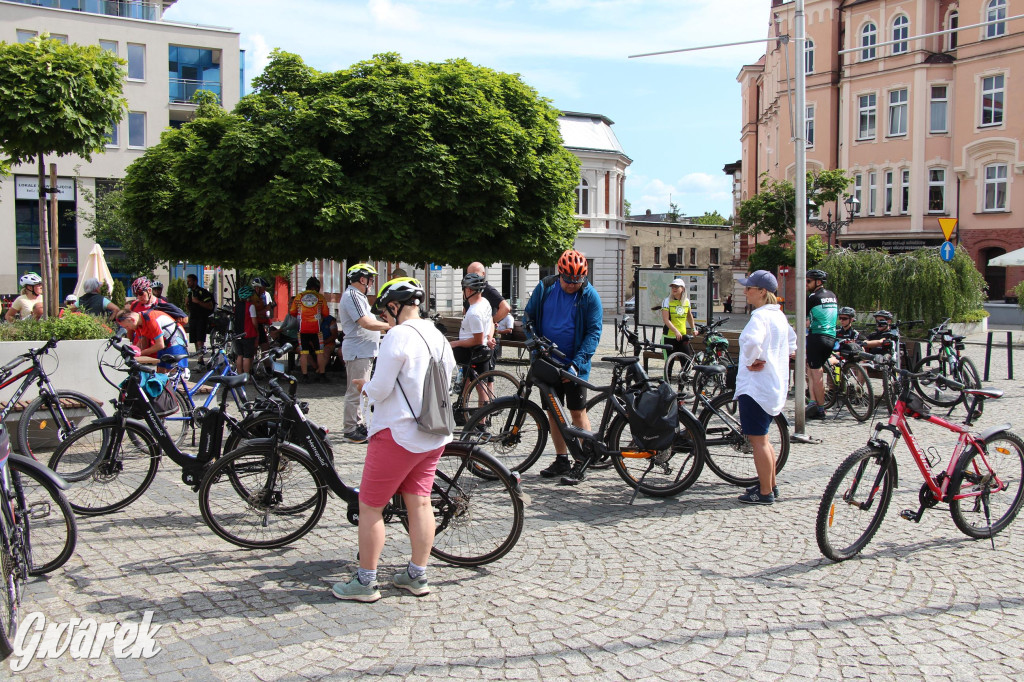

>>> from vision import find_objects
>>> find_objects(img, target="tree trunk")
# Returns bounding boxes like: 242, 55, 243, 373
37, 155, 52, 319
49, 162, 60, 318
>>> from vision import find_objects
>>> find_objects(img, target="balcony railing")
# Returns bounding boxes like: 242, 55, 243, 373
8, 0, 160, 21
169, 79, 222, 104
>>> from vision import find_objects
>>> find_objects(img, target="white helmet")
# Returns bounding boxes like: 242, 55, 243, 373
20, 272, 42, 287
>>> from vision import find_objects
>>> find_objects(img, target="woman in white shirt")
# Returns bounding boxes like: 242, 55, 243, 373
332, 278, 456, 603
735, 270, 796, 505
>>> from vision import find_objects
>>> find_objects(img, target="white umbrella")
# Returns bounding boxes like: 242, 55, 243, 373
75, 244, 115, 297
987, 247, 1024, 267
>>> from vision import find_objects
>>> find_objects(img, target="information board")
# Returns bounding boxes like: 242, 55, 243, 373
634, 267, 714, 329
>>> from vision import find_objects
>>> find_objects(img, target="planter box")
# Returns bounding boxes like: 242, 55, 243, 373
950, 318, 988, 336
983, 303, 1023, 328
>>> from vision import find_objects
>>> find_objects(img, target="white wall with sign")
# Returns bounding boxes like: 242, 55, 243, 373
14, 176, 76, 201
634, 267, 714, 328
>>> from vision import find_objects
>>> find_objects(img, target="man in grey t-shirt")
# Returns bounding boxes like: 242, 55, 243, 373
338, 263, 390, 443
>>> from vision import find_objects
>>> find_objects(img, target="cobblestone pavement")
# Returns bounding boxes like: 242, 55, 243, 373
15, 326, 1024, 680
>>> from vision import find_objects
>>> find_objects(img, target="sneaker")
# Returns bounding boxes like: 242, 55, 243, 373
746, 483, 780, 501
393, 570, 430, 597
559, 461, 587, 486
738, 490, 774, 505
318, 373, 330, 384
343, 428, 368, 444
539, 457, 572, 478
331, 576, 381, 602
807, 408, 826, 420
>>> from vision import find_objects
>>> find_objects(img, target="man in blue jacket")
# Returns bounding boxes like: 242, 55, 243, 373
524, 249, 603, 485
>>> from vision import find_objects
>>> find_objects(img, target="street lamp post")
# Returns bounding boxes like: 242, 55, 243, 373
808, 195, 859, 251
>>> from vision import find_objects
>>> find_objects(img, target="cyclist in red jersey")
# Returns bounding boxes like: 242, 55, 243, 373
289, 276, 331, 382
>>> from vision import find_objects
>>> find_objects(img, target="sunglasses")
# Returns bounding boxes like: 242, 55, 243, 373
561, 274, 586, 284
875, 320, 890, 325
838, 316, 852, 321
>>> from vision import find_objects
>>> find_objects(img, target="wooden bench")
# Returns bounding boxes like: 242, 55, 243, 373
641, 330, 741, 371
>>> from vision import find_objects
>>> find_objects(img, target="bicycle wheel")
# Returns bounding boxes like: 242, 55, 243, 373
913, 354, 961, 407
160, 386, 195, 448
816, 446, 893, 561
16, 390, 105, 460
841, 362, 875, 423
606, 410, 705, 497
199, 442, 327, 549
958, 357, 982, 390
0, 520, 18, 660
459, 370, 521, 424
949, 432, 1024, 539
48, 421, 160, 516
461, 397, 548, 476
698, 392, 789, 486
403, 445, 525, 567
819, 364, 840, 411
692, 369, 728, 405
9, 461, 76, 576
664, 352, 693, 387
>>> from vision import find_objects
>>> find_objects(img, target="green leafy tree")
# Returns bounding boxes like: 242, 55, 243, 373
78, 180, 161, 278
166, 278, 188, 310
0, 36, 125, 315
747, 234, 829, 274
623, 199, 632, 217
735, 170, 851, 240
666, 202, 682, 223
122, 51, 580, 270
111, 280, 127, 308
694, 210, 727, 226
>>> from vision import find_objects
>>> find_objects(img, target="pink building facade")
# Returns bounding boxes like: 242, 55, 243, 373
738, 0, 1024, 299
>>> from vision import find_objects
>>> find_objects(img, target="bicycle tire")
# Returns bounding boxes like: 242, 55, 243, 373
48, 421, 160, 516
816, 446, 893, 561
0, 518, 19, 660
958, 357, 982, 390
222, 411, 334, 460
16, 390, 105, 461
199, 442, 327, 549
913, 354, 961, 407
402, 444, 525, 567
606, 410, 706, 497
582, 390, 620, 470
9, 461, 76, 576
949, 431, 1024, 539
664, 352, 693, 387
161, 386, 195, 448
698, 392, 789, 486
841, 362, 875, 423
692, 368, 728, 405
459, 370, 521, 424
461, 397, 548, 476
819, 364, 840, 411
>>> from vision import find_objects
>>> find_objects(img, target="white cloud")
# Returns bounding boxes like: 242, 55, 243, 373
243, 33, 271, 89
368, 0, 421, 31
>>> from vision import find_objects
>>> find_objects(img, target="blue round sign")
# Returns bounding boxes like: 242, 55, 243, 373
940, 241, 955, 262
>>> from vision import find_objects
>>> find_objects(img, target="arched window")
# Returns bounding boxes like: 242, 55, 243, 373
576, 177, 589, 215
986, 0, 1007, 39
861, 23, 877, 60
948, 10, 959, 50
892, 15, 909, 54
805, 38, 814, 74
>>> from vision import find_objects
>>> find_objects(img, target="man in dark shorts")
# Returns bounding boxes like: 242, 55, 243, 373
805, 269, 838, 420
186, 274, 215, 355
523, 249, 602, 485
251, 277, 275, 349
465, 262, 511, 363
289, 277, 330, 382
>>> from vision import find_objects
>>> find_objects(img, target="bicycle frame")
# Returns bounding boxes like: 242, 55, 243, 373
166, 350, 248, 422
0, 349, 80, 455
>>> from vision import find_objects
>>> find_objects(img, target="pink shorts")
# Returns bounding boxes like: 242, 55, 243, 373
359, 429, 444, 508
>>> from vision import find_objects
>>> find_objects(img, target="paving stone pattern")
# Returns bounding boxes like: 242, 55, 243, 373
16, 327, 1024, 680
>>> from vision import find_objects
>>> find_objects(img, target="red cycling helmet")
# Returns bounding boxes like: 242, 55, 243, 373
557, 250, 587, 281
131, 277, 152, 295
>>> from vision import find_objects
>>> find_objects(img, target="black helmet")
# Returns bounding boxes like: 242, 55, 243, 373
373, 277, 424, 315
838, 306, 856, 317
806, 269, 828, 282
305, 276, 321, 292
250, 276, 270, 288
873, 309, 893, 322
461, 273, 487, 293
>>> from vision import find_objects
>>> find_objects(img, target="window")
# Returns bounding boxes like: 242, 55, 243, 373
169, 45, 223, 104
689, 248, 697, 266
104, 119, 118, 147
888, 89, 908, 136
653, 247, 661, 265
50, 34, 68, 44
99, 40, 118, 55
861, 23, 877, 60
984, 163, 1008, 211
884, 171, 894, 215
853, 174, 863, 216
632, 246, 641, 265
948, 11, 959, 50
805, 39, 814, 74
575, 177, 589, 215
900, 170, 910, 214
930, 85, 948, 133
804, 104, 815, 148
16, 30, 37, 44
858, 94, 877, 140
892, 16, 909, 54
928, 169, 946, 213
986, 0, 1007, 39
127, 43, 145, 80
710, 248, 720, 265
868, 172, 878, 215
981, 75, 1004, 126
127, 112, 146, 148
676, 247, 684, 265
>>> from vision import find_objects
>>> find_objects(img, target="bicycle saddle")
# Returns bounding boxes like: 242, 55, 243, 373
602, 356, 640, 365
964, 387, 1003, 400
692, 364, 727, 375
164, 353, 190, 363
208, 374, 248, 389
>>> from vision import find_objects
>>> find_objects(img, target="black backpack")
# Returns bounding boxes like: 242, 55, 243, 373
153, 300, 189, 323
623, 381, 678, 452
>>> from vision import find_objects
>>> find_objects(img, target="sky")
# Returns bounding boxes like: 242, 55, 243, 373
164, 0, 771, 218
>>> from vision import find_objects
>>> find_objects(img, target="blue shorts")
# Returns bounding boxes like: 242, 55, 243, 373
737, 393, 773, 436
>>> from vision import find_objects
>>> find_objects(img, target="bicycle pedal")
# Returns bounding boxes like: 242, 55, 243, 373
899, 509, 921, 523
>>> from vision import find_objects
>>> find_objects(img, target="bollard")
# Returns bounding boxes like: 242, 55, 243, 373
985, 331, 993, 382
1008, 331, 1014, 380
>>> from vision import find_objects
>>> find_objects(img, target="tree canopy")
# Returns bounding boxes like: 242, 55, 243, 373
694, 210, 727, 226
123, 51, 581, 269
79, 180, 161, 277
735, 169, 851, 239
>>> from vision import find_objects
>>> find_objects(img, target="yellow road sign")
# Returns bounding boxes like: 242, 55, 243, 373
938, 218, 958, 241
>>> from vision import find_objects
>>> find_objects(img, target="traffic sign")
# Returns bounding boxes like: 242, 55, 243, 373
940, 241, 955, 262
429, 263, 442, 271
938, 218, 958, 241
779, 266, 790, 275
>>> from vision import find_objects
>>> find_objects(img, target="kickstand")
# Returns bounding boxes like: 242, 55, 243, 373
629, 464, 654, 506
981, 490, 997, 550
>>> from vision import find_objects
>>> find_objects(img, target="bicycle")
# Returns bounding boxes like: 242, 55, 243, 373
863, 319, 922, 415
162, 341, 252, 447
463, 324, 706, 500
450, 349, 521, 427
913, 318, 981, 407
0, 338, 106, 461
816, 354, 1024, 561
664, 318, 733, 404
197, 367, 525, 565
0, 423, 76, 660
818, 346, 875, 422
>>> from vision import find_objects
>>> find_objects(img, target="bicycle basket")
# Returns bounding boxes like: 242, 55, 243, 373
528, 357, 563, 386
623, 382, 678, 452
904, 392, 931, 419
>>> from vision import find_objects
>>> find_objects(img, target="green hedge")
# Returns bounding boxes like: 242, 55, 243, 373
0, 314, 113, 342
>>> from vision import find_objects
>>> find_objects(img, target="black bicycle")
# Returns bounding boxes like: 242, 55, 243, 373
664, 318, 734, 405
913, 318, 982, 408
197, 366, 526, 566
0, 338, 106, 460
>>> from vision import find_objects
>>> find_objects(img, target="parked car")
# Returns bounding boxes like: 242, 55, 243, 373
624, 296, 635, 315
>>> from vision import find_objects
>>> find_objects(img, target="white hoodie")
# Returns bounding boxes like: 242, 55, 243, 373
735, 304, 797, 415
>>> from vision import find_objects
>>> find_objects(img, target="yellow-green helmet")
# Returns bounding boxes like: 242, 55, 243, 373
372, 277, 424, 315
347, 262, 378, 283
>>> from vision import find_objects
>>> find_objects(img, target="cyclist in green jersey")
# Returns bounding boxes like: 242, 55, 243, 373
805, 269, 838, 420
